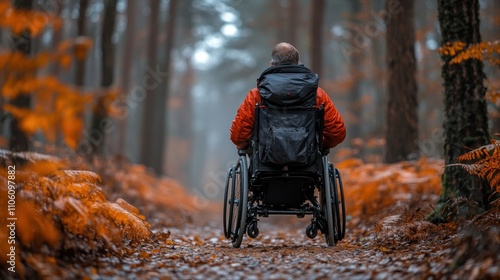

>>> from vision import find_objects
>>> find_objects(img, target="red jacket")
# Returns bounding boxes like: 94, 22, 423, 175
230, 87, 346, 149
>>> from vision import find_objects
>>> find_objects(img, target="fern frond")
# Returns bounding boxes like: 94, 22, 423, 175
447, 163, 486, 175
0, 149, 63, 168
92, 202, 151, 241
451, 136, 500, 191
49, 170, 102, 185
16, 152, 61, 163
457, 140, 500, 162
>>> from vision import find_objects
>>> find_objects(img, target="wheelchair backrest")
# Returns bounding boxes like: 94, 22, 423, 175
252, 64, 324, 171
253, 105, 324, 167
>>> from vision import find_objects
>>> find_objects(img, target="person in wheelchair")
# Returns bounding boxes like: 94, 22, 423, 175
224, 42, 347, 248
230, 42, 346, 151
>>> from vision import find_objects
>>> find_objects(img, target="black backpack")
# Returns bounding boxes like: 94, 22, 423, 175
255, 64, 321, 167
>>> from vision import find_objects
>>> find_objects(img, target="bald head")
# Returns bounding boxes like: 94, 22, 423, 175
270, 42, 300, 66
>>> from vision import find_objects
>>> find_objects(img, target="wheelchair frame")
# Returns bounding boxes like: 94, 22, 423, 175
223, 106, 346, 248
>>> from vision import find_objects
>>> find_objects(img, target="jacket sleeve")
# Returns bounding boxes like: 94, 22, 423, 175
230, 89, 260, 149
316, 87, 346, 148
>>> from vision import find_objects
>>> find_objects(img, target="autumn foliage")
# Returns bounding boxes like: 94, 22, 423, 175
0, 148, 202, 278
0, 151, 154, 277
0, 1, 61, 36
449, 134, 500, 192
338, 157, 443, 223
338, 156, 499, 278
439, 41, 500, 65
0, 1, 116, 149
439, 40, 500, 102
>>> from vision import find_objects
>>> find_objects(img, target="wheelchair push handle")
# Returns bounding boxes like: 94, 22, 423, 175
238, 148, 251, 156
238, 148, 329, 155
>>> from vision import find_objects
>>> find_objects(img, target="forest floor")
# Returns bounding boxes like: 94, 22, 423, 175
90, 206, 499, 280
1, 153, 499, 279
35, 202, 498, 280
92, 215, 459, 279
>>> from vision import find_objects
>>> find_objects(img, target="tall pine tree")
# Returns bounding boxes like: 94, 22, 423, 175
384, 0, 418, 163
429, 0, 491, 223
9, 0, 33, 152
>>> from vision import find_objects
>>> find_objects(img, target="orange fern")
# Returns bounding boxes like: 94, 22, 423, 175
448, 134, 500, 191
339, 157, 443, 220
0, 151, 152, 269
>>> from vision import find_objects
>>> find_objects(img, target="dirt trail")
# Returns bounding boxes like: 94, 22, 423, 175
92, 213, 458, 280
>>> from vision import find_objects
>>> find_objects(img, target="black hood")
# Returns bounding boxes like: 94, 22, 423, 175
257, 64, 318, 108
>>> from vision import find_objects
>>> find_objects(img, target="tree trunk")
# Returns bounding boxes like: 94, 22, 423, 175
347, 0, 363, 141
309, 0, 325, 78
160, 0, 178, 171
90, 0, 117, 154
491, 0, 500, 134
384, 0, 419, 163
100, 0, 117, 89
74, 0, 89, 87
139, 0, 178, 174
429, 0, 491, 223
287, 0, 298, 46
370, 19, 386, 145
9, 0, 33, 152
166, 0, 192, 186
139, 0, 160, 170
50, 1, 63, 77
117, 0, 136, 154
271, 0, 285, 41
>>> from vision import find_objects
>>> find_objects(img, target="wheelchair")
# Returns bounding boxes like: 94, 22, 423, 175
223, 104, 346, 248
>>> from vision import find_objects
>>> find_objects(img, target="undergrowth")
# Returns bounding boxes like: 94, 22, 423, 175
448, 134, 500, 192
339, 157, 443, 226
0, 150, 153, 278
74, 155, 203, 227
339, 156, 499, 278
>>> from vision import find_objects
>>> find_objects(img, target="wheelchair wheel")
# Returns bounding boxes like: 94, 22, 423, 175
223, 156, 248, 248
321, 156, 336, 246
223, 165, 236, 239
328, 163, 342, 244
333, 166, 346, 241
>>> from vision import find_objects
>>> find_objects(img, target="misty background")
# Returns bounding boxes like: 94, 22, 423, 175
1, 0, 499, 199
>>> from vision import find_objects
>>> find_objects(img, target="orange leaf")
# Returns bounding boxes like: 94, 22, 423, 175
74, 37, 93, 61
59, 54, 72, 69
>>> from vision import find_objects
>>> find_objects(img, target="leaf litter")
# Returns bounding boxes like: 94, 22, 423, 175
0, 153, 499, 279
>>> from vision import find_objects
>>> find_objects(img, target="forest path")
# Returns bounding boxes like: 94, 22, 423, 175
92, 213, 455, 280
